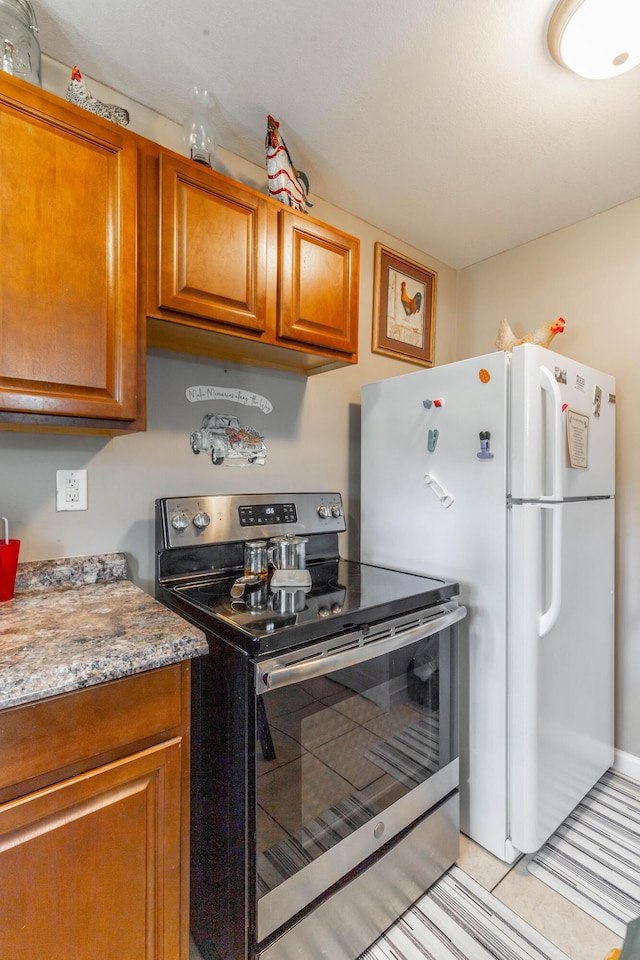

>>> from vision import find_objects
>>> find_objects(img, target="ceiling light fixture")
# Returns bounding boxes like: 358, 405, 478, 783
547, 0, 640, 79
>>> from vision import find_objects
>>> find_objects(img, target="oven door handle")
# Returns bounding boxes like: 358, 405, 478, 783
257, 602, 467, 692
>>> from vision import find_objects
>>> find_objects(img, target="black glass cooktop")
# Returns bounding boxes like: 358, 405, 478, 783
161, 559, 459, 656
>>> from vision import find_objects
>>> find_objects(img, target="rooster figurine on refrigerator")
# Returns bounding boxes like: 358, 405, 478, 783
495, 316, 566, 351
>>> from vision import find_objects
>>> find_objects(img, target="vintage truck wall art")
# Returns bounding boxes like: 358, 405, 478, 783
190, 413, 267, 465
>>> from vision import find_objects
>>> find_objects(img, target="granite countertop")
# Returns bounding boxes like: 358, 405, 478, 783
0, 553, 208, 711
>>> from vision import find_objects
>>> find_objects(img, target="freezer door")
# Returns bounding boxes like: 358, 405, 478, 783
510, 343, 615, 500
361, 352, 514, 859
508, 499, 614, 854
361, 352, 509, 575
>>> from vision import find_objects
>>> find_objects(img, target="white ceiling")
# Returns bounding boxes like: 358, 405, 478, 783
33, 0, 640, 268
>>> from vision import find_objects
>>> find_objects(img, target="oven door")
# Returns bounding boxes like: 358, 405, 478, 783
253, 600, 466, 943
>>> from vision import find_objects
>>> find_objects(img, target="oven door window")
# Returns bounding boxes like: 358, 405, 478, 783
254, 625, 457, 902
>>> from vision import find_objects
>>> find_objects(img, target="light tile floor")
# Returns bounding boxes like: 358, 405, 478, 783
458, 835, 623, 960
188, 831, 624, 960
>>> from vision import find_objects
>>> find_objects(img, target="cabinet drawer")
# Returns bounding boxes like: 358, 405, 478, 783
0, 663, 186, 793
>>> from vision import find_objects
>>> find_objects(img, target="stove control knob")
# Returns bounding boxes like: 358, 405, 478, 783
318, 605, 331, 618
317, 505, 332, 519
192, 511, 211, 530
170, 512, 190, 531
330, 504, 343, 518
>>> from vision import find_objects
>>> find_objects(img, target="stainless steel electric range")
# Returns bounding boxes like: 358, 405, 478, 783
155, 492, 466, 960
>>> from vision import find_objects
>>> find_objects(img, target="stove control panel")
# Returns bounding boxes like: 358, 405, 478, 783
239, 502, 297, 527
158, 492, 346, 549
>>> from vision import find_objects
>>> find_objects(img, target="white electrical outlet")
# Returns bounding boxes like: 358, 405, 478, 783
56, 469, 88, 511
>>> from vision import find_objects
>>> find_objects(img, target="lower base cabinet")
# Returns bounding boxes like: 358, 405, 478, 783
0, 663, 190, 960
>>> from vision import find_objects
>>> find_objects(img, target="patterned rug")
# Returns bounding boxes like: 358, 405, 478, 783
528, 768, 640, 936
359, 865, 569, 960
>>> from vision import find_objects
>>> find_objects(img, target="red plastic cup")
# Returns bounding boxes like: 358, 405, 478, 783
0, 539, 20, 602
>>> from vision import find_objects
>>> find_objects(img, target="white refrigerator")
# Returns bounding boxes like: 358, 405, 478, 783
360, 344, 615, 862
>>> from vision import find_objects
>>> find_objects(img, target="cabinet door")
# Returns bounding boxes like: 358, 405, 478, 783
159, 152, 269, 331
0, 739, 183, 960
278, 212, 359, 356
0, 76, 138, 422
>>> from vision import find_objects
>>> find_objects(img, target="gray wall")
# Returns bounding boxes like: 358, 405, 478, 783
1, 332, 457, 596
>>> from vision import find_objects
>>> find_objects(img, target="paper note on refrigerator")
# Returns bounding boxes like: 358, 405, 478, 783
566, 407, 589, 469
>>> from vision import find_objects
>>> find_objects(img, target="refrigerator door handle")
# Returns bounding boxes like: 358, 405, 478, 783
540, 365, 563, 501
539, 503, 562, 637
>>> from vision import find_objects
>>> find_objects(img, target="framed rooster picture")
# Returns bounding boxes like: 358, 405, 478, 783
372, 243, 436, 367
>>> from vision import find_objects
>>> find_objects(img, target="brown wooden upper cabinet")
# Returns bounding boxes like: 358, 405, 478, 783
158, 151, 270, 333
0, 73, 142, 433
148, 147, 359, 374
278, 211, 358, 356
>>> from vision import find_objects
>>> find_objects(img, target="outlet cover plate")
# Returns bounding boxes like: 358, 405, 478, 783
56, 469, 88, 511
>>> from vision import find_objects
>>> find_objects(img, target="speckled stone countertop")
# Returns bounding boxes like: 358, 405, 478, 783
0, 554, 208, 711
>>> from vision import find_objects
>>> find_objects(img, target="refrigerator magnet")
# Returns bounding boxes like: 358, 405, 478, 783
593, 385, 602, 417
477, 431, 494, 460
478, 368, 491, 384
566, 407, 589, 470
427, 429, 439, 452
423, 474, 454, 508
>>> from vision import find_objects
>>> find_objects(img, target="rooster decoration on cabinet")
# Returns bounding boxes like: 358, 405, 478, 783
265, 115, 311, 212
66, 66, 130, 126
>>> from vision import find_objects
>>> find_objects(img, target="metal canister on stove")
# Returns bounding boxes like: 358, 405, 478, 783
269, 535, 308, 571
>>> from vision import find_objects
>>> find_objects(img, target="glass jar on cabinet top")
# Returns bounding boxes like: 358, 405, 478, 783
0, 0, 41, 86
